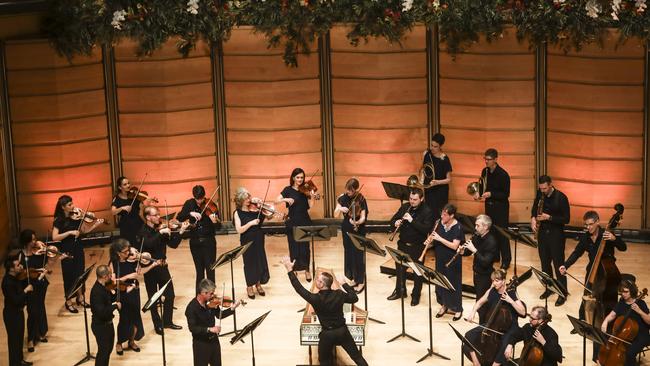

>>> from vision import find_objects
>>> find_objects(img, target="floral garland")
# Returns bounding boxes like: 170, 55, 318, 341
43, 0, 650, 67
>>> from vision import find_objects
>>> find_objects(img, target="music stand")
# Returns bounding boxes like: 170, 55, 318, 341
494, 225, 538, 277
410, 262, 451, 362
294, 226, 331, 280
142, 278, 172, 366
568, 315, 607, 366
66, 263, 96, 366
381, 181, 413, 202
348, 232, 386, 325
230, 310, 271, 366
456, 213, 477, 234
385, 246, 420, 343
161, 212, 176, 221
449, 323, 481, 366
530, 267, 567, 310
211, 242, 252, 338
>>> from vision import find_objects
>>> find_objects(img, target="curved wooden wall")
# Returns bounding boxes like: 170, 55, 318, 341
439, 29, 537, 223
547, 33, 645, 227
115, 39, 219, 217
330, 25, 428, 219
5, 40, 112, 234
222, 27, 324, 218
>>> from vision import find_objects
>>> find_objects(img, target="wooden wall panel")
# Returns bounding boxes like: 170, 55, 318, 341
5, 40, 112, 234
547, 33, 645, 227
440, 29, 536, 223
330, 25, 428, 219
223, 28, 324, 218
115, 39, 218, 212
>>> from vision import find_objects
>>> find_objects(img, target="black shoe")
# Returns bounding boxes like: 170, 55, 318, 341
65, 302, 79, 314
410, 297, 420, 306
500, 263, 510, 270
166, 323, 182, 330
39, 337, 48, 343
435, 307, 447, 318
539, 289, 553, 299
154, 327, 163, 335
76, 300, 91, 308
27, 346, 34, 353
387, 289, 406, 301
570, 329, 578, 335
452, 312, 463, 321
116, 344, 124, 356
555, 297, 566, 306
21, 361, 33, 366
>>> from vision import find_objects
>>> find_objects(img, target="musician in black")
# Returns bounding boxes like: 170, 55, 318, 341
111, 176, 147, 246
281, 256, 368, 366
137, 206, 189, 334
474, 148, 511, 269
503, 306, 563, 366
530, 175, 570, 306
420, 133, 452, 220
90, 264, 120, 366
459, 214, 498, 323
334, 178, 368, 293
177, 185, 220, 292
2, 250, 34, 366
185, 278, 242, 366
387, 189, 434, 306
600, 280, 650, 366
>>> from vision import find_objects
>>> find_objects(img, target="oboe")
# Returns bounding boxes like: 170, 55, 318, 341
388, 206, 414, 242
418, 219, 440, 262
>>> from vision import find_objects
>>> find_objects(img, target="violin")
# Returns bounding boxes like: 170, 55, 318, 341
31, 241, 62, 258
17, 268, 46, 281
207, 295, 246, 309
200, 199, 220, 219
104, 279, 131, 292
71, 207, 110, 225
299, 179, 321, 200
337, 186, 365, 231
125, 247, 154, 265
249, 198, 286, 220
127, 187, 158, 204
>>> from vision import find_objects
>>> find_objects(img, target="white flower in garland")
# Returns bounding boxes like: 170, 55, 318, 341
611, 0, 621, 20
187, 0, 199, 14
553, 0, 565, 4
636, 0, 647, 13
585, 0, 600, 18
402, 0, 413, 11
111, 9, 127, 30
432, 0, 440, 9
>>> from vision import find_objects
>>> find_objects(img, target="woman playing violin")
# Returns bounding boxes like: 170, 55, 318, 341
276, 168, 317, 282
333, 178, 368, 293
600, 280, 650, 366
233, 188, 272, 299
503, 306, 563, 366
111, 177, 151, 245
52, 195, 105, 313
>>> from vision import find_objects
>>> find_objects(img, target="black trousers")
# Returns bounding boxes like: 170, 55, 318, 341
318, 326, 368, 366
537, 227, 567, 293
26, 280, 48, 342
144, 266, 175, 328
4, 308, 24, 366
189, 236, 217, 292
486, 200, 510, 267
395, 241, 423, 298
473, 272, 492, 324
91, 321, 114, 366
192, 338, 222, 366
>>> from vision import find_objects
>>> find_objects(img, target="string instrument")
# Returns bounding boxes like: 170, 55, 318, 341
125, 247, 154, 265
517, 322, 546, 366
583, 203, 624, 327
249, 198, 286, 220
299, 179, 321, 200
388, 205, 415, 242
71, 207, 110, 225
207, 295, 247, 309
597, 288, 648, 366
17, 267, 45, 281
418, 219, 440, 262
337, 184, 365, 231
199, 199, 220, 218
534, 194, 544, 241
127, 186, 158, 203
476, 276, 520, 365
31, 241, 63, 258
104, 279, 130, 292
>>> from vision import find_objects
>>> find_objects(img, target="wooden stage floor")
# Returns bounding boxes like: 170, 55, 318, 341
1, 232, 649, 365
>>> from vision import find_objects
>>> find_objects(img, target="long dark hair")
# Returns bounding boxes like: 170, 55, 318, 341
53, 195, 73, 220
19, 229, 36, 249
290, 168, 305, 186
115, 176, 128, 196
110, 238, 130, 263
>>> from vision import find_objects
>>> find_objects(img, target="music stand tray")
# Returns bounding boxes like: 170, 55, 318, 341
531, 267, 568, 309
381, 181, 412, 201
455, 213, 477, 235
348, 232, 386, 325
567, 315, 606, 345
294, 226, 331, 280
230, 310, 271, 366
450, 323, 482, 365
142, 278, 172, 313
66, 263, 96, 301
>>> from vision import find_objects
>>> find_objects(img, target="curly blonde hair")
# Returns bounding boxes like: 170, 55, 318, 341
234, 187, 251, 209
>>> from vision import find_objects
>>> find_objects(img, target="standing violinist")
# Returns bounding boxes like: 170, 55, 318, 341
334, 178, 368, 293
111, 176, 151, 246
20, 229, 53, 353
90, 264, 120, 366
52, 195, 105, 313
2, 250, 34, 366
531, 175, 570, 306
276, 168, 318, 282
463, 269, 526, 366
503, 306, 563, 366
177, 185, 220, 292
137, 206, 189, 334
233, 187, 272, 299
420, 133, 452, 221
599, 280, 650, 366
387, 189, 433, 306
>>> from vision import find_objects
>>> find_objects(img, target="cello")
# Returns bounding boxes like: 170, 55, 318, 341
582, 204, 625, 329
598, 288, 648, 365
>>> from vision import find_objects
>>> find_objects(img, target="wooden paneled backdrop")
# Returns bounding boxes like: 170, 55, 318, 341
0, 27, 648, 237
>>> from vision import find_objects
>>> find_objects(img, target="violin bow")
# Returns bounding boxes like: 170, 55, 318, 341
218, 282, 226, 327
136, 237, 145, 273
257, 180, 271, 220
75, 198, 92, 245
130, 173, 148, 209
198, 186, 221, 218
24, 255, 30, 286
464, 319, 504, 336
116, 260, 121, 303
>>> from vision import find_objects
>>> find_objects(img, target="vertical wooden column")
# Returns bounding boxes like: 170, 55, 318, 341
644, 41, 650, 229
0, 41, 18, 236
211, 42, 231, 220
319, 33, 335, 217
102, 45, 122, 186
535, 43, 547, 179
426, 25, 440, 141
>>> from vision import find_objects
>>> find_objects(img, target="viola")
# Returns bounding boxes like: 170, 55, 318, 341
207, 295, 246, 309
127, 187, 158, 204
71, 207, 110, 225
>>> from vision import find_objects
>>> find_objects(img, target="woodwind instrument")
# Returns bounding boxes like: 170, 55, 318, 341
418, 219, 440, 262
445, 239, 472, 268
388, 206, 414, 242
534, 195, 544, 241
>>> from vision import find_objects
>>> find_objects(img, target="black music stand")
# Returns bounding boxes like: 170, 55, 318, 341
530, 267, 567, 310
348, 232, 386, 325
494, 225, 537, 277
294, 226, 331, 280
568, 315, 606, 366
381, 181, 413, 202
142, 278, 172, 366
385, 246, 420, 343
211, 242, 252, 338
66, 263, 96, 366
230, 310, 271, 366
456, 213, 477, 234
410, 262, 452, 362
450, 323, 481, 366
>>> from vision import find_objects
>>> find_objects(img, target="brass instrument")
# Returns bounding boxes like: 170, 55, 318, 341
466, 167, 488, 197
534, 195, 544, 241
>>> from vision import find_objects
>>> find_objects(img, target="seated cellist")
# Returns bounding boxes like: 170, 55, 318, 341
504, 306, 563, 366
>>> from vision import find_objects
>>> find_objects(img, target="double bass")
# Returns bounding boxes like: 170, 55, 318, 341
583, 204, 625, 329
598, 288, 648, 365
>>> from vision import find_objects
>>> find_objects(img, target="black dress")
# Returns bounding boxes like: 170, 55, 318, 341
433, 220, 464, 312
281, 186, 312, 272
338, 194, 369, 285
25, 252, 49, 343
53, 216, 84, 300
236, 209, 270, 287
422, 150, 452, 219
113, 195, 144, 246
111, 259, 144, 344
